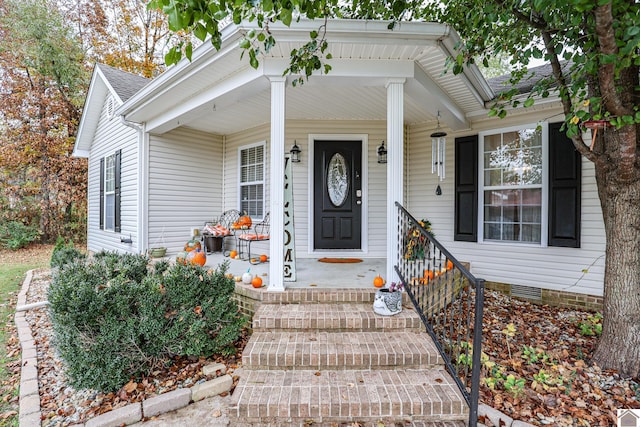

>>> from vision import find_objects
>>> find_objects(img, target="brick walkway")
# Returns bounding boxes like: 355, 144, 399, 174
227, 289, 469, 426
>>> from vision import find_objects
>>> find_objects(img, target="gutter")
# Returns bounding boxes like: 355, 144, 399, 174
119, 115, 149, 255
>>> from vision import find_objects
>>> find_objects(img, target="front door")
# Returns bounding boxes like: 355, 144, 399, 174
313, 140, 362, 249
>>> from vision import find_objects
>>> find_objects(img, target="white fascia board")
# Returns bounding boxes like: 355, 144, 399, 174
438, 29, 495, 103
410, 62, 469, 131
266, 19, 451, 43
73, 66, 109, 157
263, 58, 414, 79
119, 29, 245, 121
145, 66, 266, 134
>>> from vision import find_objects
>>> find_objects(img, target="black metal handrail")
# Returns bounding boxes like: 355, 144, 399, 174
394, 202, 484, 427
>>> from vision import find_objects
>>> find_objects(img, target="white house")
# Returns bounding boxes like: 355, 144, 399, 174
73, 19, 605, 305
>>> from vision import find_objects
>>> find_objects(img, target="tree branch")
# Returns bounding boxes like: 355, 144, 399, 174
594, 3, 630, 118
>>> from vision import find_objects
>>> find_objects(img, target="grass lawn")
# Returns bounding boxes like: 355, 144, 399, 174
0, 245, 53, 426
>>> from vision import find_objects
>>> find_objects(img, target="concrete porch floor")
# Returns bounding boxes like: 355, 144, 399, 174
195, 251, 386, 289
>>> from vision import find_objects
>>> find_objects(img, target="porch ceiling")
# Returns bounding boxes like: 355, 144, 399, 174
122, 20, 494, 137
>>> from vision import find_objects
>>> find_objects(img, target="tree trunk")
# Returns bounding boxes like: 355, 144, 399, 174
592, 132, 640, 378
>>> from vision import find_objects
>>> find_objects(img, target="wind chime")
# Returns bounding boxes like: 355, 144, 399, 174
431, 112, 447, 194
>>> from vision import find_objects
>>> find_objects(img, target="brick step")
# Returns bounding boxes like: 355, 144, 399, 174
228, 368, 468, 424
242, 331, 443, 370
230, 420, 466, 426
260, 288, 410, 305
252, 303, 422, 332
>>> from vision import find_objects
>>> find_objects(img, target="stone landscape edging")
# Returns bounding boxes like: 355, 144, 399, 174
16, 269, 233, 427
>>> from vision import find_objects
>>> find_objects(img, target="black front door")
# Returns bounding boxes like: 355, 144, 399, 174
313, 140, 362, 249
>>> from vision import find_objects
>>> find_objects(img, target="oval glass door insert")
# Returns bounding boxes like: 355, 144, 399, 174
327, 153, 349, 206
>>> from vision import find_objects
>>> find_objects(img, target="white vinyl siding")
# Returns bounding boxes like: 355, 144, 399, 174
480, 125, 544, 244
224, 120, 388, 258
406, 111, 605, 297
147, 128, 223, 254
87, 94, 138, 253
239, 143, 265, 218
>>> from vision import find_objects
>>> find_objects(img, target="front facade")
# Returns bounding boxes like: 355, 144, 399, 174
74, 20, 605, 299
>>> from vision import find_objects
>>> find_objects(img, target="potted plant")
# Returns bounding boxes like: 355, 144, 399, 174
373, 282, 404, 316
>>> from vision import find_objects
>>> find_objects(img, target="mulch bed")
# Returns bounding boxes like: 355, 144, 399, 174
18, 269, 248, 426
477, 291, 639, 426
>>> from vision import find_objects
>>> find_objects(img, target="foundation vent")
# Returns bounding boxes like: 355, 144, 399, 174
511, 284, 542, 302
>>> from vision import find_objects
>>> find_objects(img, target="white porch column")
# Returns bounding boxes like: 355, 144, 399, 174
386, 78, 405, 282
268, 76, 286, 291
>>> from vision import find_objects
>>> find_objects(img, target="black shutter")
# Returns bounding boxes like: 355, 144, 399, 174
99, 158, 105, 230
454, 135, 478, 241
548, 122, 581, 247
114, 149, 122, 233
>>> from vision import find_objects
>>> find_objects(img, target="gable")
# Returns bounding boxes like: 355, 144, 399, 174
73, 64, 149, 157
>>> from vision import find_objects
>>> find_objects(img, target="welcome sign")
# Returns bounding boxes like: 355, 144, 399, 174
283, 155, 296, 281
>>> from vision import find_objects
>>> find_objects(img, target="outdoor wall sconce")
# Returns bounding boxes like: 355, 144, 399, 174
431, 112, 447, 181
290, 141, 301, 163
377, 141, 387, 164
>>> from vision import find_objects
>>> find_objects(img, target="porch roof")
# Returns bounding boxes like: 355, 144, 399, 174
118, 19, 495, 136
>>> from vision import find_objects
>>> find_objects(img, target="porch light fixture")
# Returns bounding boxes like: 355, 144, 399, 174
377, 141, 387, 164
431, 112, 447, 181
290, 141, 301, 163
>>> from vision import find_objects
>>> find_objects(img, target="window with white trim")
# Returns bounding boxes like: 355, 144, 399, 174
104, 154, 116, 231
239, 143, 264, 218
481, 126, 544, 243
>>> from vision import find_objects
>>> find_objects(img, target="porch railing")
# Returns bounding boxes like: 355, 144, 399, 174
394, 202, 484, 427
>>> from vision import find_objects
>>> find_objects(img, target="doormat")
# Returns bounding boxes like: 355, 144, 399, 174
318, 257, 363, 263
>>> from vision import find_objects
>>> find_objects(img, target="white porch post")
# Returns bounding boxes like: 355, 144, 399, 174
386, 78, 405, 282
268, 76, 286, 291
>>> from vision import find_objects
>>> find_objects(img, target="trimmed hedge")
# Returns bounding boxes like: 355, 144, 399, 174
48, 252, 244, 392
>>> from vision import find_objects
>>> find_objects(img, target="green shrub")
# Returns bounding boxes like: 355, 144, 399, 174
50, 239, 86, 269
48, 254, 244, 392
0, 220, 40, 250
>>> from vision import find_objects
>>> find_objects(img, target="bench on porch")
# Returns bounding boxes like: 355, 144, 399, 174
237, 212, 270, 264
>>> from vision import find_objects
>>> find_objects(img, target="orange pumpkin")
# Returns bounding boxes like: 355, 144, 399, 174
446, 260, 454, 270
424, 270, 435, 281
229, 250, 238, 259
373, 275, 385, 288
251, 275, 263, 288
259, 254, 268, 263
237, 215, 252, 228
187, 248, 206, 267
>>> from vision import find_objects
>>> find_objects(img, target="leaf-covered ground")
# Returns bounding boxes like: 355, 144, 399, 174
478, 291, 639, 426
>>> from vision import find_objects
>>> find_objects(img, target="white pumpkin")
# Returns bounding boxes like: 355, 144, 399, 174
242, 270, 252, 284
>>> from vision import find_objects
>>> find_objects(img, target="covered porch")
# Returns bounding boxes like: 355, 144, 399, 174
194, 251, 385, 288
119, 20, 492, 291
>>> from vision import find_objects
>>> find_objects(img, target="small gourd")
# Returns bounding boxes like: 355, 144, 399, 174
229, 250, 238, 259
259, 254, 268, 263
251, 275, 263, 288
242, 269, 252, 284
373, 275, 385, 288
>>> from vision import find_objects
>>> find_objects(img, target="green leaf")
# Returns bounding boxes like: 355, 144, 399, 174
249, 49, 259, 69
185, 42, 192, 61
263, 0, 273, 11
239, 38, 251, 49
523, 98, 534, 108
194, 23, 207, 41
280, 8, 292, 26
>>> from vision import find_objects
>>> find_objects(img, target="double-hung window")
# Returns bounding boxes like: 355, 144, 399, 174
239, 143, 265, 218
480, 125, 545, 244
100, 149, 121, 232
